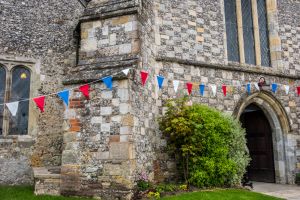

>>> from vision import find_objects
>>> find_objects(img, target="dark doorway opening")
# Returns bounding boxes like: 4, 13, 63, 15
240, 104, 275, 183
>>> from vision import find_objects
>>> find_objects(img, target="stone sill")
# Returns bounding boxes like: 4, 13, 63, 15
63, 57, 138, 85
33, 167, 61, 179
156, 56, 300, 80
0, 135, 34, 143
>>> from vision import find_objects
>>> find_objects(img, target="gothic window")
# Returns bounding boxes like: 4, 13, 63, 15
9, 67, 31, 135
0, 66, 6, 135
224, 0, 240, 62
241, 0, 256, 65
0, 65, 31, 136
257, 0, 271, 67
224, 0, 271, 67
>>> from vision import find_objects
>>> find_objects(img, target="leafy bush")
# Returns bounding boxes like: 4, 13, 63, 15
155, 184, 178, 193
147, 191, 161, 199
159, 97, 250, 188
295, 173, 300, 185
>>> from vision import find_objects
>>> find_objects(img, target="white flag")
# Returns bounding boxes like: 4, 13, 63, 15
254, 83, 260, 91
173, 80, 180, 93
122, 68, 130, 76
210, 84, 217, 96
284, 85, 290, 95
6, 102, 19, 116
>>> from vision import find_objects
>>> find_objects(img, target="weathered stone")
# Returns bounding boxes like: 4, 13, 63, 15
101, 107, 112, 116
1, 0, 300, 200
109, 143, 133, 160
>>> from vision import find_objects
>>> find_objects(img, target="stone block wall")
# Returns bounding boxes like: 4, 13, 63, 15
61, 79, 136, 199
79, 14, 139, 65
1, 0, 300, 198
0, 136, 34, 184
130, 0, 300, 185
278, 0, 300, 75
0, 0, 85, 185
155, 0, 225, 64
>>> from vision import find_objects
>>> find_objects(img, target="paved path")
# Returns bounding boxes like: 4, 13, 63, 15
253, 182, 300, 200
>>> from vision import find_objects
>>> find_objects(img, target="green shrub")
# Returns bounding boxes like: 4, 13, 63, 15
159, 97, 250, 188
155, 184, 178, 193
147, 191, 161, 199
295, 173, 300, 185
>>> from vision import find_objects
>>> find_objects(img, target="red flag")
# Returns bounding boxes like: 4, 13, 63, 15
140, 71, 149, 86
222, 85, 227, 96
297, 86, 300, 96
79, 84, 90, 99
186, 82, 193, 95
33, 96, 45, 113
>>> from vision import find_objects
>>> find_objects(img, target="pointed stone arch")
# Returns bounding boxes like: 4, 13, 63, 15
233, 91, 295, 184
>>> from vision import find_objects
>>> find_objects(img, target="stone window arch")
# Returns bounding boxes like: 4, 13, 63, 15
8, 66, 31, 135
224, 0, 279, 68
0, 63, 33, 136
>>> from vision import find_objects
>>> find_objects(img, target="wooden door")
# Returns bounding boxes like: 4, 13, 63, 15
241, 106, 275, 183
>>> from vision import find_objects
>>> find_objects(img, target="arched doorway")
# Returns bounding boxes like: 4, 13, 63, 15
240, 104, 275, 183
233, 91, 293, 184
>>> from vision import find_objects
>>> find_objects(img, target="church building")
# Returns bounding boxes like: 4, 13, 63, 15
0, 0, 299, 199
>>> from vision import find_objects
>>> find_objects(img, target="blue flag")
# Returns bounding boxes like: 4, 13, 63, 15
102, 76, 113, 90
157, 76, 165, 89
199, 84, 205, 96
247, 83, 251, 95
58, 90, 70, 107
272, 83, 278, 93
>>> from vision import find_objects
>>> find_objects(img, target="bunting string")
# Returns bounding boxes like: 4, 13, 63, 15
0, 68, 300, 114
0, 70, 128, 107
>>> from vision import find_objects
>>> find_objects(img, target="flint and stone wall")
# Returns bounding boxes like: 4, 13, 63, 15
0, 0, 300, 199
0, 0, 85, 185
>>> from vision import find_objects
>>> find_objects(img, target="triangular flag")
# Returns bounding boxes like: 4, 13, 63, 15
297, 86, 300, 96
79, 84, 90, 99
157, 76, 165, 89
102, 76, 113, 90
199, 84, 205, 96
186, 82, 193, 95
140, 71, 148, 86
210, 85, 217, 97
283, 85, 290, 95
33, 96, 45, 113
122, 68, 130, 76
222, 85, 227, 96
6, 102, 19, 116
246, 83, 251, 95
58, 90, 70, 107
254, 83, 260, 91
228, 86, 234, 94
173, 80, 180, 93
271, 83, 278, 93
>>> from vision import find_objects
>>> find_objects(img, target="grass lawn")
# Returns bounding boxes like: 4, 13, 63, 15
0, 186, 283, 200
161, 189, 283, 200
0, 186, 91, 200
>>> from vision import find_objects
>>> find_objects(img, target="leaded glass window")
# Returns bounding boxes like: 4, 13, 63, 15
241, 0, 256, 65
225, 0, 240, 62
9, 67, 31, 135
0, 64, 31, 136
224, 0, 271, 67
0, 66, 6, 135
257, 0, 271, 66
